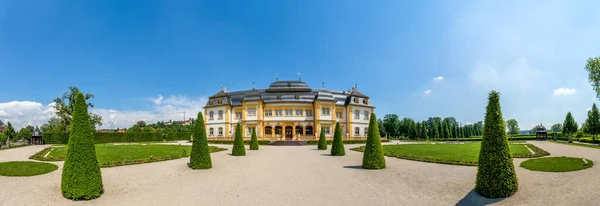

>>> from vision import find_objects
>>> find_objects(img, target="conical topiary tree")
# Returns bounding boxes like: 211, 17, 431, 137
232, 123, 246, 156
189, 112, 212, 169
562, 112, 578, 143
250, 128, 259, 150
475, 91, 518, 198
317, 129, 327, 150
330, 122, 345, 156
61, 92, 103, 200
363, 113, 386, 169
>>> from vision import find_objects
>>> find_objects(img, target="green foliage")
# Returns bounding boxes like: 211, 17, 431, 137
420, 121, 429, 140
189, 112, 211, 169
206, 140, 271, 145
362, 114, 386, 169
520, 157, 593, 172
0, 133, 6, 145
308, 139, 389, 145
506, 119, 520, 135
550, 124, 563, 132
249, 128, 259, 150
17, 127, 33, 141
317, 129, 327, 150
563, 112, 578, 143
585, 55, 600, 99
476, 91, 518, 198
53, 86, 103, 131
0, 161, 58, 177
231, 123, 246, 156
330, 122, 345, 156
61, 92, 103, 200
586, 104, 600, 144
4, 122, 16, 146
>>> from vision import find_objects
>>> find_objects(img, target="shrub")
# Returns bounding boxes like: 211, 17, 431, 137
307, 139, 389, 145
250, 128, 259, 150
189, 112, 212, 169
475, 91, 518, 198
330, 122, 345, 156
317, 129, 327, 150
362, 114, 386, 169
231, 123, 246, 156
61, 92, 104, 200
207, 140, 271, 145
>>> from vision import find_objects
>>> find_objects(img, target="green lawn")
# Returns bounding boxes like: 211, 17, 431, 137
351, 142, 543, 166
0, 161, 58, 176
383, 143, 530, 162
520, 157, 593, 172
40, 144, 226, 166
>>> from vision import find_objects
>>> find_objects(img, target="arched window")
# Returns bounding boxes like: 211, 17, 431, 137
354, 110, 360, 119
355, 127, 360, 135
275, 126, 283, 135
218, 127, 223, 136
218, 110, 223, 119
265, 126, 272, 135
295, 126, 303, 135
305, 126, 313, 135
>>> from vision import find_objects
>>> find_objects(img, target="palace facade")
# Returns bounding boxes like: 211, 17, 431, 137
203, 79, 374, 140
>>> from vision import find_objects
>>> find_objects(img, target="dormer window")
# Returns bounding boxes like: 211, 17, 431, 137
277, 95, 283, 100
295, 94, 300, 99
363, 98, 369, 104
353, 97, 359, 103
209, 99, 214, 105
217, 97, 223, 104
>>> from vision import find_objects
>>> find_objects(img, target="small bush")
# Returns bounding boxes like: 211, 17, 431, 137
250, 128, 259, 150
362, 114, 386, 169
189, 112, 212, 169
330, 122, 345, 156
475, 91, 518, 198
231, 123, 246, 156
317, 129, 327, 150
61, 93, 104, 200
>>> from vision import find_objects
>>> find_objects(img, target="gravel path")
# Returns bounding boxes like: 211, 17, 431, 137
0, 141, 599, 205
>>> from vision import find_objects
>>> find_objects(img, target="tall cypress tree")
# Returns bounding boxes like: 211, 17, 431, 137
317, 129, 327, 150
189, 112, 212, 169
250, 128, 259, 150
232, 123, 246, 156
363, 114, 386, 169
562, 112, 578, 143
476, 91, 518, 198
330, 122, 345, 156
61, 92, 103, 200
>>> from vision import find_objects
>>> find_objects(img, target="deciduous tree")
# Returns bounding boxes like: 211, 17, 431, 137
562, 112, 578, 143
506, 119, 520, 136
53, 86, 103, 131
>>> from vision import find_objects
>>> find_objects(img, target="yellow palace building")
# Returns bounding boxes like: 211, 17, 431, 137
203, 78, 374, 140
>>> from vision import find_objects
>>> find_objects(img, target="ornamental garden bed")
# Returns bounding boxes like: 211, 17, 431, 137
0, 161, 58, 176
30, 144, 227, 167
350, 142, 550, 166
520, 156, 593, 172
307, 139, 390, 145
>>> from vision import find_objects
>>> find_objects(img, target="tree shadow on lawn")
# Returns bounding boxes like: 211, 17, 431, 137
456, 189, 507, 206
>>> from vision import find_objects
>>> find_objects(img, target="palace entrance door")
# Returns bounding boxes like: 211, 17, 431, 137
285, 126, 293, 140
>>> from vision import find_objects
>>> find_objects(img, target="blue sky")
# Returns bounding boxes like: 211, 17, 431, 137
1, 0, 600, 129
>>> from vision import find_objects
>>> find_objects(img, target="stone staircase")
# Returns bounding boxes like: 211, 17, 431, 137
270, 141, 309, 146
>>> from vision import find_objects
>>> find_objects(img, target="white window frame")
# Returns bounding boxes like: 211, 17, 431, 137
218, 110, 224, 119
364, 111, 369, 120
247, 108, 257, 116
275, 110, 283, 116
285, 109, 293, 117
295, 109, 303, 116
355, 127, 360, 135
323, 127, 331, 135
209, 128, 214, 136
354, 110, 360, 119
265, 110, 273, 117
209, 111, 214, 120
218, 127, 223, 136
336, 112, 343, 119
306, 110, 313, 117
322, 108, 330, 116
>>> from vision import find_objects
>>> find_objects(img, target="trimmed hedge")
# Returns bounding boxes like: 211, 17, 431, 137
308, 139, 389, 145
231, 123, 246, 156
250, 128, 259, 150
476, 91, 518, 198
317, 129, 327, 150
43, 132, 192, 144
61, 93, 104, 200
362, 114, 386, 169
330, 122, 345, 156
512, 144, 550, 158
30, 147, 65, 161
189, 112, 211, 170
206, 140, 271, 145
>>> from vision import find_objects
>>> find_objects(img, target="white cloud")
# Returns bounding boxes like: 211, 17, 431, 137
433, 76, 444, 81
424, 90, 432, 94
0, 101, 56, 129
553, 88, 576, 96
0, 95, 207, 129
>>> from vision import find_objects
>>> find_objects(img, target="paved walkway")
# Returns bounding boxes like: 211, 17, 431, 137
0, 141, 599, 205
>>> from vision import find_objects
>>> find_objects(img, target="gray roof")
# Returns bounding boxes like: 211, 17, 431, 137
206, 80, 373, 108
